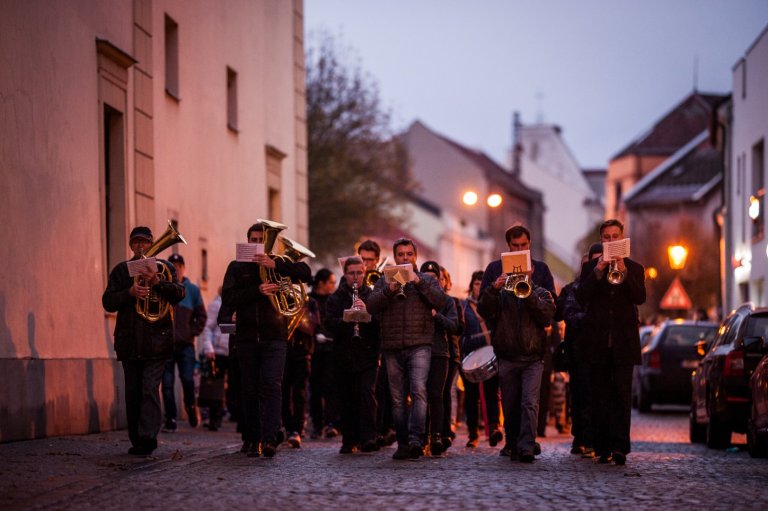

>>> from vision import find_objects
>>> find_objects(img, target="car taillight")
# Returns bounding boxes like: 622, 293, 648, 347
723, 350, 745, 377
648, 350, 661, 369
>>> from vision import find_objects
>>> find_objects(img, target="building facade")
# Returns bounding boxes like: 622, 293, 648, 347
0, 0, 307, 441
723, 25, 768, 313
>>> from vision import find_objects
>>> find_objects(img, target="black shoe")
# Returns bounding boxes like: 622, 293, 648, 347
519, 452, 535, 463
392, 446, 411, 460
361, 440, 379, 453
262, 442, 277, 458
186, 405, 200, 428
339, 444, 357, 454
287, 432, 302, 449
246, 443, 261, 458
489, 429, 503, 447
430, 435, 444, 456
466, 437, 479, 448
499, 445, 513, 457
162, 418, 177, 433
612, 451, 626, 465
408, 442, 423, 459
534, 442, 542, 455
384, 429, 397, 446
598, 453, 613, 464
240, 441, 251, 453
570, 445, 585, 455
323, 426, 339, 439
442, 435, 452, 450
128, 446, 154, 456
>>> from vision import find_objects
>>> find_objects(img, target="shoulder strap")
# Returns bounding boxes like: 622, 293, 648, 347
468, 301, 491, 345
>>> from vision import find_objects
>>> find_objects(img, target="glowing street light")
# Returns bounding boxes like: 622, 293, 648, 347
749, 195, 761, 220
668, 245, 688, 270
462, 191, 478, 206
487, 193, 503, 208
646, 267, 658, 280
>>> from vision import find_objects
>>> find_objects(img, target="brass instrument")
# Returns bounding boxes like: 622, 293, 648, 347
135, 221, 187, 322
607, 259, 626, 285
363, 257, 389, 290
343, 283, 371, 341
278, 235, 316, 338
257, 219, 309, 319
503, 273, 532, 299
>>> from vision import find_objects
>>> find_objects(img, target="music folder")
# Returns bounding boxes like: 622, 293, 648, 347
501, 250, 531, 274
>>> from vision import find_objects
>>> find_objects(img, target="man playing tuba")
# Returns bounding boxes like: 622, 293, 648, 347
102, 226, 185, 456
221, 221, 311, 458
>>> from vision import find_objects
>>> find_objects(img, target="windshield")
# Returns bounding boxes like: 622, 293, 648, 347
662, 325, 716, 347
744, 314, 768, 339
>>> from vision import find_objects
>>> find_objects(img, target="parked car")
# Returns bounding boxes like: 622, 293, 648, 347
747, 338, 768, 457
639, 325, 655, 350
690, 303, 768, 448
633, 319, 717, 412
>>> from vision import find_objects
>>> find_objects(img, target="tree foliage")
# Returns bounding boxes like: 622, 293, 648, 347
306, 33, 416, 266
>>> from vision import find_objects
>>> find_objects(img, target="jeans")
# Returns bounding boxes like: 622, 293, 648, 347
498, 358, 544, 455
237, 338, 287, 444
384, 345, 431, 447
161, 344, 196, 421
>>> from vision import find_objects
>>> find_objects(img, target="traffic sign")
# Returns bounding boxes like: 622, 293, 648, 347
659, 276, 693, 310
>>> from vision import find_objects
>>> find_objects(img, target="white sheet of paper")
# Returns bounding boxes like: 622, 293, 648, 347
383, 264, 414, 284
603, 238, 630, 260
236, 243, 264, 262
501, 250, 531, 274
127, 257, 157, 277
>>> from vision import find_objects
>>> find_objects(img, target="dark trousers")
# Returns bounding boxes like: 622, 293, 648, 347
310, 349, 338, 431
205, 354, 229, 428
568, 354, 593, 448
589, 361, 633, 456
337, 365, 379, 446
442, 360, 459, 437
427, 357, 449, 437
375, 361, 394, 436
228, 339, 242, 427
499, 359, 544, 456
237, 338, 287, 445
463, 374, 501, 439
122, 358, 166, 449
282, 355, 310, 435
537, 353, 553, 436
161, 344, 197, 421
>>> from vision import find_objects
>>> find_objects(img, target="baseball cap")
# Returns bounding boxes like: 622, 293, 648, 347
129, 226, 153, 241
168, 253, 185, 265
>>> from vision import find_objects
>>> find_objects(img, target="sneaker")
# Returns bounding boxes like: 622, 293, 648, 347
392, 446, 410, 460
612, 451, 626, 465
287, 432, 302, 448
534, 442, 542, 455
361, 440, 379, 453
162, 418, 177, 433
186, 405, 200, 428
466, 437, 479, 448
408, 442, 423, 459
489, 429, 503, 447
581, 447, 596, 459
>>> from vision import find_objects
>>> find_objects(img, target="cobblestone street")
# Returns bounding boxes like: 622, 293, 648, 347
2, 407, 767, 510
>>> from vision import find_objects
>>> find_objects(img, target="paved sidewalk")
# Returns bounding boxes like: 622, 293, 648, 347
2, 410, 768, 510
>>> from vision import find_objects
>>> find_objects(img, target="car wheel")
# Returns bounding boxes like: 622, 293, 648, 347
747, 418, 768, 458
637, 386, 652, 413
689, 403, 706, 444
706, 413, 731, 449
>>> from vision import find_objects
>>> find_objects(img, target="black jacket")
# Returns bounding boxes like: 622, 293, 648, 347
326, 279, 380, 373
221, 258, 311, 342
102, 258, 185, 361
431, 296, 460, 359
576, 257, 646, 365
477, 284, 555, 363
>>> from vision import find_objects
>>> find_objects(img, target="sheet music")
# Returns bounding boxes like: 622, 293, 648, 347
501, 250, 531, 274
236, 243, 264, 262
127, 257, 157, 277
383, 264, 414, 284
603, 238, 630, 260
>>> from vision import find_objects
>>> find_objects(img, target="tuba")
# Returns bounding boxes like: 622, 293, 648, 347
135, 221, 187, 322
607, 259, 626, 285
256, 219, 309, 319
503, 273, 532, 299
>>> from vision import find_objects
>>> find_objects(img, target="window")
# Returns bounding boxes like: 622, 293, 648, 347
614, 181, 622, 207
265, 146, 285, 222
752, 140, 765, 242
227, 67, 238, 131
165, 14, 179, 99
201, 248, 208, 284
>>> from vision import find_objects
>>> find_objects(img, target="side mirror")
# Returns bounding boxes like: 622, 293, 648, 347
696, 339, 709, 357
743, 335, 766, 353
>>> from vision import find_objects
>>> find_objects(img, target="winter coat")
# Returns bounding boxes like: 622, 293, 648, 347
173, 277, 207, 348
326, 279, 380, 373
431, 296, 460, 359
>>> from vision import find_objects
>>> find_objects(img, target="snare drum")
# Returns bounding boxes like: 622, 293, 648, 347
461, 345, 497, 383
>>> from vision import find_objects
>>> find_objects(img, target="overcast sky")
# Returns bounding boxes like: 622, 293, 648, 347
305, 0, 768, 169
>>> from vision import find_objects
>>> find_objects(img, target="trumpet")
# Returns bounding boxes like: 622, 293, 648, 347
343, 283, 371, 341
503, 273, 532, 299
607, 258, 626, 285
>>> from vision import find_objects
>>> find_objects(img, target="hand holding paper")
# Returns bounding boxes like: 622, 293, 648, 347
602, 238, 630, 261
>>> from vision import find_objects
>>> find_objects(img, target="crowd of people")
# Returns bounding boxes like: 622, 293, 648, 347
102, 219, 645, 465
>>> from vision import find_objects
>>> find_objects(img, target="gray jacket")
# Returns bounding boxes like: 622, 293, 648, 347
367, 272, 448, 352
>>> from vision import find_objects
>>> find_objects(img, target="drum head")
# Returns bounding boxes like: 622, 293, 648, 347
462, 345, 495, 370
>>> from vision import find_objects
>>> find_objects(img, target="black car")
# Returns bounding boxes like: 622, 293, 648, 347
633, 320, 717, 412
690, 304, 768, 448
747, 339, 768, 457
